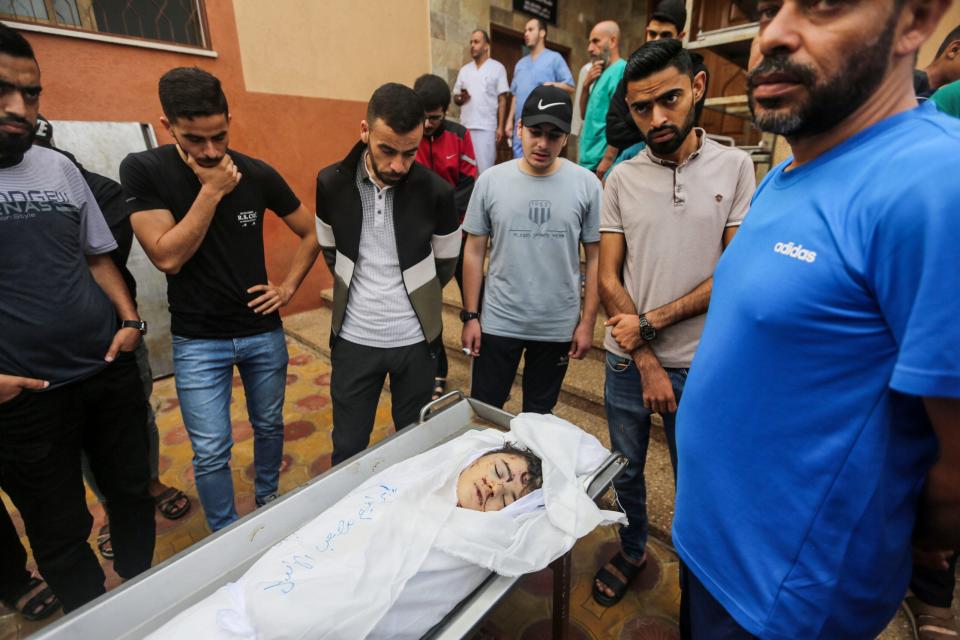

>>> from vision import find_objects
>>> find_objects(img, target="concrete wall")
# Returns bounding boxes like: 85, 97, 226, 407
919, 1, 960, 69
233, 0, 431, 101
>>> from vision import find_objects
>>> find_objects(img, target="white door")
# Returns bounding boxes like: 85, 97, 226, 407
50, 120, 173, 377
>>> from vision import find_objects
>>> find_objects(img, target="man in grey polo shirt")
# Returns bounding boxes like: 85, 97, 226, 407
592, 40, 755, 606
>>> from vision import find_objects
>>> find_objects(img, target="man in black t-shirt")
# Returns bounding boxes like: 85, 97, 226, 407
121, 67, 320, 532
34, 116, 192, 555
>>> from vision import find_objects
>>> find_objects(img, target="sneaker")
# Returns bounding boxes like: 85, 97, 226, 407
905, 595, 959, 640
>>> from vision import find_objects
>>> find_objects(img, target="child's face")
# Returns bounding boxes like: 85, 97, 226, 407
456, 453, 531, 512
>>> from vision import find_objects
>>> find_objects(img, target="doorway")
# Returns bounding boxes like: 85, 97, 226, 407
490, 24, 572, 164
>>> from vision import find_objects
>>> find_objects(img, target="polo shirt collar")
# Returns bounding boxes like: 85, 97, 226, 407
645, 128, 706, 168
359, 150, 393, 192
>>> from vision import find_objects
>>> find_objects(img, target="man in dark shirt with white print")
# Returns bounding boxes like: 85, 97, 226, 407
0, 24, 154, 613
122, 67, 320, 532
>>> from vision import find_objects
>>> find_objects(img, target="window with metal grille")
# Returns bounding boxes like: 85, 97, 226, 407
1, 0, 209, 48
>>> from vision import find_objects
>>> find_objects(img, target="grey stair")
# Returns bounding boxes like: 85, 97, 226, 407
440, 280, 610, 363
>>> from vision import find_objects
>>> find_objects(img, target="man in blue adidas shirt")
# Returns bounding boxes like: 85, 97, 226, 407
672, 1, 960, 638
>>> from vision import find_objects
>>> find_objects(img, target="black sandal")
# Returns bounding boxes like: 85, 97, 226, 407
431, 377, 447, 401
592, 551, 647, 606
1, 575, 61, 621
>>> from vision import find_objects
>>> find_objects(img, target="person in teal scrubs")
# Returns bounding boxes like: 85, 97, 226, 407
577, 21, 627, 173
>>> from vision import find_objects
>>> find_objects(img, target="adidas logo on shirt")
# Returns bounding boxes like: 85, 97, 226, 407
773, 241, 817, 263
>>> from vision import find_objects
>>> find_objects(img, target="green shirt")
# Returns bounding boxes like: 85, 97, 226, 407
931, 79, 960, 118
578, 58, 627, 170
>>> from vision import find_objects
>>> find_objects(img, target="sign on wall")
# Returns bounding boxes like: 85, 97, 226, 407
513, 0, 557, 25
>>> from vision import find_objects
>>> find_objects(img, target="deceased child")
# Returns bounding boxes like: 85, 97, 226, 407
148, 413, 624, 639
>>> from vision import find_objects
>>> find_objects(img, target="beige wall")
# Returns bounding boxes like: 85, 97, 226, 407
232, 0, 431, 102
919, 1, 960, 68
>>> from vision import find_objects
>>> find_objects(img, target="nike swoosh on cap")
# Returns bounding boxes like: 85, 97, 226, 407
538, 100, 564, 110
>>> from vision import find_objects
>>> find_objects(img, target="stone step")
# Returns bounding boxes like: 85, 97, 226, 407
440, 281, 610, 363
318, 287, 612, 418
321, 285, 611, 362
438, 301, 606, 416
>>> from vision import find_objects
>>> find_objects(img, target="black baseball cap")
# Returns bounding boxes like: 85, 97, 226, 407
651, 0, 687, 33
521, 85, 572, 133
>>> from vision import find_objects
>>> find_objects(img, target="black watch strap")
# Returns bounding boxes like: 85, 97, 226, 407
121, 320, 148, 335
639, 314, 656, 342
459, 310, 480, 323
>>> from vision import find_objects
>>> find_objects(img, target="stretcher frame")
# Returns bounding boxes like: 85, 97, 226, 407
32, 393, 626, 640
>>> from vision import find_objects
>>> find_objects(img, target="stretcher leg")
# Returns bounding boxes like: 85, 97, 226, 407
550, 551, 572, 640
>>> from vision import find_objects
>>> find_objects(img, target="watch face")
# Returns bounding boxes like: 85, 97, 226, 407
641, 326, 656, 341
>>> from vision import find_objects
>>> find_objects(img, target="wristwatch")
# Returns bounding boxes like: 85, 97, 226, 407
121, 319, 148, 336
459, 310, 480, 323
639, 314, 656, 342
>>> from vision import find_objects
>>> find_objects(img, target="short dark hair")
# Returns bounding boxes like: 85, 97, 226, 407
936, 25, 960, 59
158, 67, 228, 122
650, 0, 687, 33
473, 29, 490, 44
367, 82, 425, 134
413, 74, 451, 111
0, 23, 35, 60
528, 17, 548, 36
482, 443, 543, 494
623, 38, 693, 86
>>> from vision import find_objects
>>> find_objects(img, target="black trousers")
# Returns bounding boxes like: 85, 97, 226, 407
330, 338, 435, 466
680, 564, 757, 640
0, 353, 154, 612
911, 553, 959, 608
470, 333, 570, 414
0, 500, 31, 602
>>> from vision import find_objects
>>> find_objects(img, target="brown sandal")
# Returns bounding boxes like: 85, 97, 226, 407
154, 487, 191, 520
96, 523, 113, 560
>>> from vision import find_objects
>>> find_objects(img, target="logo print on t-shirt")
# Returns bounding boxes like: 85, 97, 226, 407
773, 241, 817, 263
237, 211, 258, 228
528, 200, 551, 227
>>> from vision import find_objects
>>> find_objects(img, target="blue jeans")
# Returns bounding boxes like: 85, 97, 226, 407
604, 351, 687, 559
172, 328, 288, 531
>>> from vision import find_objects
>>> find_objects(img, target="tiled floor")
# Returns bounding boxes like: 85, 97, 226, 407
0, 331, 927, 639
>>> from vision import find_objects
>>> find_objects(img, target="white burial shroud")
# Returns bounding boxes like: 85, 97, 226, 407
148, 413, 625, 640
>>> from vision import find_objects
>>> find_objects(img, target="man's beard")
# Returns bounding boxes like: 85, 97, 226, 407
747, 12, 897, 138
371, 160, 404, 186
591, 45, 611, 64
0, 116, 35, 158
644, 105, 696, 157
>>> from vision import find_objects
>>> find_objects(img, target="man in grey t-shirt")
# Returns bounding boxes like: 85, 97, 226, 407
0, 25, 154, 615
591, 40, 755, 607
461, 86, 600, 413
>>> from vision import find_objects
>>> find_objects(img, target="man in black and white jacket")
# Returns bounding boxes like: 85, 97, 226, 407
316, 82, 460, 466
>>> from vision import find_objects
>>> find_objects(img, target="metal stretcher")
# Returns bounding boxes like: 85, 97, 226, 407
32, 393, 626, 640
